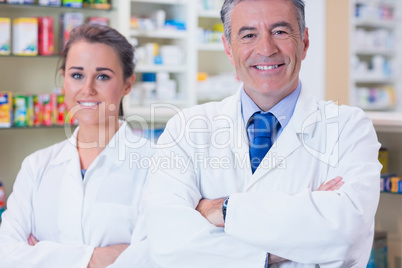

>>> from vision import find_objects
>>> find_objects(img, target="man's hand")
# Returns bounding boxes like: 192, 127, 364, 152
28, 234, 38, 246
87, 244, 129, 268
196, 197, 226, 227
317, 176, 344, 191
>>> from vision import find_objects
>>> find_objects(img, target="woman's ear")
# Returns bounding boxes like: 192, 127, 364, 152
123, 74, 135, 96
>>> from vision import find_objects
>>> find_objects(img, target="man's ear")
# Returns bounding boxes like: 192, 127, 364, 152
301, 27, 310, 60
222, 35, 235, 66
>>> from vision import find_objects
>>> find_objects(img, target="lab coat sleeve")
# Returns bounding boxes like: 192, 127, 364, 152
224, 108, 381, 265
108, 196, 153, 267
0, 156, 95, 268
143, 115, 268, 268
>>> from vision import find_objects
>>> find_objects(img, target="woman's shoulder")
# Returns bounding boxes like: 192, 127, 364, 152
25, 139, 71, 166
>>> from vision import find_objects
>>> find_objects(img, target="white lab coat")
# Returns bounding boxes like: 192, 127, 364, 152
0, 121, 154, 268
143, 87, 381, 268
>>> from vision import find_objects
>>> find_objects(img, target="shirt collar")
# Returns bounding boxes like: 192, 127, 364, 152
241, 80, 302, 129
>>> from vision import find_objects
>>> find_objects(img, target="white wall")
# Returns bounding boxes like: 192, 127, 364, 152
300, 0, 327, 100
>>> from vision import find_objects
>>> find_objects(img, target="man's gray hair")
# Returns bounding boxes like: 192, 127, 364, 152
220, 0, 306, 43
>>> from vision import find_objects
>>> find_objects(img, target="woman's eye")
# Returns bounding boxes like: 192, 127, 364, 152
97, 74, 110, 81
72, 73, 83, 79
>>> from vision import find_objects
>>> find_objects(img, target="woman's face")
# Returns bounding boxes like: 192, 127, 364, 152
63, 40, 134, 127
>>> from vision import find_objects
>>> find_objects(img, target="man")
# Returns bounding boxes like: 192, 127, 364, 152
143, 0, 381, 267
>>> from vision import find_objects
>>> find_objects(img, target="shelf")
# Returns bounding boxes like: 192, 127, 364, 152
131, 0, 187, 4
198, 9, 221, 18
135, 64, 187, 73
130, 29, 187, 39
0, 125, 75, 130
353, 76, 395, 84
354, 48, 395, 57
355, 1, 397, 8
0, 2, 112, 11
354, 18, 396, 29
198, 43, 224, 51
366, 111, 402, 132
0, 54, 60, 58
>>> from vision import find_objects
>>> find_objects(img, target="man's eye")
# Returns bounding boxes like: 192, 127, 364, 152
72, 73, 82, 79
243, 34, 255, 39
97, 74, 110, 81
274, 30, 287, 35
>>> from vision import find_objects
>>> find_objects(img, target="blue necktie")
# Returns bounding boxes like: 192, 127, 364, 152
249, 112, 278, 174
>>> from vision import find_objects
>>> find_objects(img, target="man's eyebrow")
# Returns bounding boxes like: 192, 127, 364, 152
271, 21, 294, 31
237, 26, 257, 36
96, 67, 115, 74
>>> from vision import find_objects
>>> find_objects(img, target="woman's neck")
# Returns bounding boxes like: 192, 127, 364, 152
77, 120, 121, 170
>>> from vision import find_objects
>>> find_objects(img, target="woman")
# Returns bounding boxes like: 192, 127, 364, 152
0, 24, 153, 267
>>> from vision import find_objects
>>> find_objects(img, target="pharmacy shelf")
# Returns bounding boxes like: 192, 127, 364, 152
0, 3, 112, 11
198, 9, 221, 18
135, 64, 187, 73
355, 1, 396, 8
130, 29, 187, 39
366, 111, 402, 132
354, 19, 396, 29
131, 0, 186, 5
198, 43, 224, 51
354, 49, 395, 57
353, 77, 395, 84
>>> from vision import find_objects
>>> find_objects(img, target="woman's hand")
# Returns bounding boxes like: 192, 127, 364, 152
87, 244, 129, 268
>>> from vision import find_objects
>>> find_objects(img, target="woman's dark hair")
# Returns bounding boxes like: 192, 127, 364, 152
60, 24, 135, 116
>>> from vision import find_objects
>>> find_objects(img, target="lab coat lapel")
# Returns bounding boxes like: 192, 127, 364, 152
51, 127, 86, 243
244, 87, 320, 190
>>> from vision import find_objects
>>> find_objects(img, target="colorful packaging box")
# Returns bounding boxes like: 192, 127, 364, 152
60, 13, 84, 52
38, 0, 61, 5
0, 92, 13, 128
56, 94, 67, 125
13, 95, 27, 127
13, 18, 38, 56
38, 17, 54, 55
33, 95, 43, 126
0, 18, 11, 55
83, 0, 110, 9
88, 17, 109, 26
378, 148, 388, 174
62, 0, 82, 8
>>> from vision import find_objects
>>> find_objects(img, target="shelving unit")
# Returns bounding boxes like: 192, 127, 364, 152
0, 1, 117, 202
119, 0, 197, 121
196, 4, 238, 104
350, 0, 401, 112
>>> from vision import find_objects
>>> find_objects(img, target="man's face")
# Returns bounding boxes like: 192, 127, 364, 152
223, 0, 309, 105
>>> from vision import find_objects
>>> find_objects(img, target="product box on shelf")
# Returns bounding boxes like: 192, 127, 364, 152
60, 13, 84, 52
88, 17, 109, 26
13, 94, 28, 127
12, 18, 38, 56
0, 91, 13, 128
6, 0, 35, 3
84, 0, 111, 9
38, 17, 54, 56
39, 0, 61, 6
0, 18, 11, 55
62, 0, 82, 8
367, 231, 387, 268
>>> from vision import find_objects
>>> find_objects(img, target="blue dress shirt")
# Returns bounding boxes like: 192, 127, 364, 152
241, 80, 302, 143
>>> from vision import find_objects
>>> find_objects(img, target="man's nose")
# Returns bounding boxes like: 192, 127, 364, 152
256, 34, 278, 57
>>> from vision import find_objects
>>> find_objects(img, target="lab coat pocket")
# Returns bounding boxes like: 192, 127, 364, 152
89, 202, 138, 246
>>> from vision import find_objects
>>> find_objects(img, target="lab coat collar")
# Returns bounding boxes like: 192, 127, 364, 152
50, 121, 131, 167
